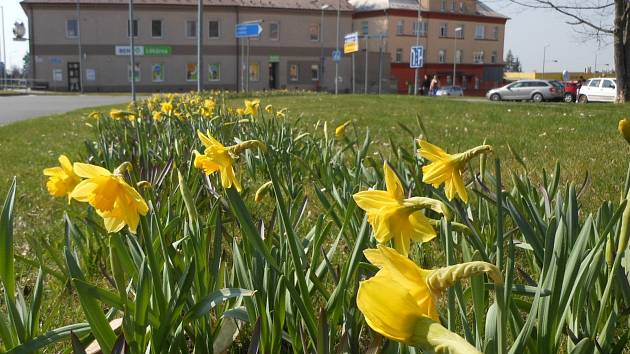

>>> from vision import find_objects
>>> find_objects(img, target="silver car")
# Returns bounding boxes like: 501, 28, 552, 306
486, 80, 565, 102
436, 86, 464, 97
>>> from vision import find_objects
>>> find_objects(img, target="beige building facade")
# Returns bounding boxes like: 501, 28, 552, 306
21, 0, 354, 92
350, 0, 508, 94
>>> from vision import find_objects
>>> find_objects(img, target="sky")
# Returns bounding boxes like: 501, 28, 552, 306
0, 0, 615, 73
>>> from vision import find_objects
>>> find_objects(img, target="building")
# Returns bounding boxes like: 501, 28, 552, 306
350, 0, 508, 95
20, 0, 354, 92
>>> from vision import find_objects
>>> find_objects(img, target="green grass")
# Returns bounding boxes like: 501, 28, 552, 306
0, 94, 627, 340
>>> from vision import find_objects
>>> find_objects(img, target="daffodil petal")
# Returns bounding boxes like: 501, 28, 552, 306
73, 163, 111, 178
384, 161, 405, 200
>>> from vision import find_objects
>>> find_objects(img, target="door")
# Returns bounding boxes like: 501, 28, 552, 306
268, 62, 278, 89
587, 79, 602, 101
601, 79, 617, 102
67, 62, 81, 92
503, 82, 522, 99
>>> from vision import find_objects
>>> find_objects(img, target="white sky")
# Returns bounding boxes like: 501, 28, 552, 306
0, 0, 615, 73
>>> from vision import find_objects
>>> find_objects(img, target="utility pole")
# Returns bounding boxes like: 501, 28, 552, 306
453, 27, 462, 87
320, 5, 329, 91
413, 3, 420, 95
364, 35, 368, 94
1, 6, 6, 89
197, 0, 202, 92
335, 0, 340, 95
542, 44, 549, 80
76, 0, 84, 93
128, 0, 136, 102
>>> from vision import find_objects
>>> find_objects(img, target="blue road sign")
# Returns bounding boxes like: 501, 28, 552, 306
235, 22, 263, 38
410, 46, 424, 69
332, 49, 342, 62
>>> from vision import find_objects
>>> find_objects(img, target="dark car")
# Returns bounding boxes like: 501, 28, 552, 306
555, 81, 579, 102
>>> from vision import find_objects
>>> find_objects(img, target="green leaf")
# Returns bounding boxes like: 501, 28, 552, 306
184, 288, 255, 322
0, 177, 16, 302
6, 323, 91, 354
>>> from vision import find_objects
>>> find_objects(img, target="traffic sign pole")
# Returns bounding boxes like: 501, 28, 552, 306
364, 35, 368, 94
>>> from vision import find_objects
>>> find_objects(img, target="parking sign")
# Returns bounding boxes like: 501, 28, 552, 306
410, 46, 424, 68
344, 32, 359, 54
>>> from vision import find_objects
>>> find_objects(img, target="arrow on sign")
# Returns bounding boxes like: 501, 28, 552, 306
235, 23, 263, 38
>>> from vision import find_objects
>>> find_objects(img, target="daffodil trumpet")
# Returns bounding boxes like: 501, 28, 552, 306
353, 161, 449, 256
418, 140, 493, 203
357, 245, 501, 353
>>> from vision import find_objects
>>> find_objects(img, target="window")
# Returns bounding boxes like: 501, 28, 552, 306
440, 0, 446, 11
186, 20, 197, 38
455, 25, 464, 38
208, 63, 220, 81
396, 20, 404, 35
462, 75, 468, 88
439, 49, 446, 64
151, 64, 164, 82
414, 21, 427, 36
127, 19, 138, 37
473, 51, 484, 64
603, 79, 615, 89
455, 49, 463, 64
311, 64, 320, 81
186, 63, 197, 81
289, 64, 299, 81
249, 63, 260, 82
208, 21, 220, 39
451, 0, 456, 12
440, 23, 448, 37
395, 48, 403, 63
493, 26, 499, 40
128, 63, 140, 82
66, 19, 78, 38
589, 79, 601, 87
475, 25, 485, 39
460, 1, 464, 12
361, 21, 369, 35
491, 51, 497, 64
309, 24, 320, 41
269, 22, 279, 40
152, 20, 162, 38
474, 76, 480, 89
447, 75, 452, 85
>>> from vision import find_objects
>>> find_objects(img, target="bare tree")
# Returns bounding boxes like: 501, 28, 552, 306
506, 0, 628, 103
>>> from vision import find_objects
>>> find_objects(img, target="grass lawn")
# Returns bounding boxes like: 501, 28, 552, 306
0, 94, 627, 336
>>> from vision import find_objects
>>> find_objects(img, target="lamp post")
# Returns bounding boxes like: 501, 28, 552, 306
453, 27, 462, 87
128, 0, 136, 102
76, 0, 84, 93
320, 4, 330, 91
413, 3, 420, 95
542, 44, 550, 79
334, 0, 340, 95
197, 0, 203, 92
1, 6, 6, 89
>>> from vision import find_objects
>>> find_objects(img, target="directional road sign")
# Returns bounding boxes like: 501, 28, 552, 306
410, 46, 424, 68
235, 22, 263, 38
332, 49, 342, 62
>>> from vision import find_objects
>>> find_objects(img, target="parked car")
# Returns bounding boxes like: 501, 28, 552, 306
435, 86, 464, 97
556, 81, 579, 102
577, 78, 617, 103
486, 80, 564, 102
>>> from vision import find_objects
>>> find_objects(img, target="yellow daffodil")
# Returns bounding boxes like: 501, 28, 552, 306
43, 155, 81, 202
193, 131, 242, 192
353, 161, 448, 256
335, 121, 351, 138
152, 111, 162, 121
70, 162, 149, 234
88, 111, 101, 120
236, 108, 246, 116
110, 109, 124, 120
277, 108, 287, 119
254, 181, 273, 203
418, 140, 492, 203
358, 245, 501, 353
619, 118, 630, 144
203, 99, 216, 115
244, 99, 260, 116
265, 104, 273, 113
161, 102, 173, 115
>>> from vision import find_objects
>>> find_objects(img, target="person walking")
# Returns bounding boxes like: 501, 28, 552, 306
429, 75, 440, 96
421, 74, 431, 96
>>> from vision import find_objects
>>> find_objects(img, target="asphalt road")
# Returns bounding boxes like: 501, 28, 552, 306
0, 94, 134, 125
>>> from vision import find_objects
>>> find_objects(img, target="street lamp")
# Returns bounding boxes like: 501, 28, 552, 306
453, 27, 462, 87
413, 3, 420, 95
1, 6, 6, 89
542, 44, 550, 79
320, 4, 330, 91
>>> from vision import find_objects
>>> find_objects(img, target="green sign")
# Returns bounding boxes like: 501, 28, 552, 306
269, 55, 280, 63
144, 45, 172, 56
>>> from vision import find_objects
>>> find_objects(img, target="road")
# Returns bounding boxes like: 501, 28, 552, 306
0, 94, 134, 125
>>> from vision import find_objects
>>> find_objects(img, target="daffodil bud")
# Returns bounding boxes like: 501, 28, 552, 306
426, 261, 504, 293
136, 181, 152, 190
618, 118, 630, 144
114, 161, 133, 176
404, 196, 451, 221
229, 140, 267, 155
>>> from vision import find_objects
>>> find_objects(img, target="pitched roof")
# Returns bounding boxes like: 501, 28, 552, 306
21, 0, 354, 11
349, 0, 507, 18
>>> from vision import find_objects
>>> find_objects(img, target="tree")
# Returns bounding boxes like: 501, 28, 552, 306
22, 52, 31, 79
504, 50, 522, 72
506, 0, 628, 103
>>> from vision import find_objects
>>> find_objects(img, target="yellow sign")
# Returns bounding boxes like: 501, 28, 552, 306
344, 32, 359, 54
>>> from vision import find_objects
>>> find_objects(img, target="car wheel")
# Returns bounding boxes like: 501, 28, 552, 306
564, 93, 574, 103
532, 93, 544, 103
490, 93, 501, 101
578, 95, 588, 103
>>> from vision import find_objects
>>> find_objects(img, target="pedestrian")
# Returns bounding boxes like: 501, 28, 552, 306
429, 75, 439, 96
422, 74, 431, 96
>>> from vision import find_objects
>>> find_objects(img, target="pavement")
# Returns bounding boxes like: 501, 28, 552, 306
0, 94, 135, 125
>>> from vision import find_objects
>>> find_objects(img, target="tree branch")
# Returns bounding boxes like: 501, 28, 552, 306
507, 0, 614, 34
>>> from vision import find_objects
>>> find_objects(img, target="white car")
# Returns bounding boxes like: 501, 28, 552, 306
578, 77, 617, 103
